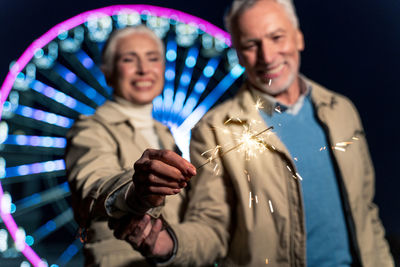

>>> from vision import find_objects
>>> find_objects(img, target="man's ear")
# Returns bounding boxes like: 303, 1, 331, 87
296, 29, 305, 51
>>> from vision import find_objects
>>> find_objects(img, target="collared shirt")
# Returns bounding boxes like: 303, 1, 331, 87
249, 76, 311, 115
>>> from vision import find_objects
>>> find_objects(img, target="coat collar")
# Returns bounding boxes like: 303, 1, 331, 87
93, 100, 175, 151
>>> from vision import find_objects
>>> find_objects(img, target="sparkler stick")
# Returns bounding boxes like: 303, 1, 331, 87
197, 126, 274, 169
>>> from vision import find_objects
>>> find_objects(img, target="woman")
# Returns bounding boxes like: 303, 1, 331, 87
65, 25, 196, 266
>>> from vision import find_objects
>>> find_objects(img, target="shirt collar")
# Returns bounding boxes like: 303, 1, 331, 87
249, 75, 311, 116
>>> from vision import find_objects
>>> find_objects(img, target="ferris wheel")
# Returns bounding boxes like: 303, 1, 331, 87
0, 5, 243, 267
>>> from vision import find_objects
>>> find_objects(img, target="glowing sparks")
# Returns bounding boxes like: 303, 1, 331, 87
266, 258, 269, 264
249, 192, 252, 208
332, 146, 346, 152
236, 125, 269, 160
268, 200, 274, 213
295, 172, 303, 181
335, 141, 353, 147
197, 126, 274, 169
254, 98, 264, 111
294, 157, 298, 162
352, 136, 359, 141
319, 146, 327, 151
286, 165, 292, 172
268, 79, 272, 86
274, 106, 282, 113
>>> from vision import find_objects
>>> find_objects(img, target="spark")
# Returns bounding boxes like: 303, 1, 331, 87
266, 258, 269, 264
335, 141, 353, 147
286, 165, 292, 172
274, 106, 282, 113
333, 146, 346, 152
352, 136, 359, 141
319, 146, 327, 151
268, 79, 272, 86
268, 200, 274, 213
197, 126, 274, 169
294, 157, 298, 162
295, 172, 303, 181
254, 98, 264, 111
255, 195, 259, 204
249, 192, 253, 208
244, 170, 251, 182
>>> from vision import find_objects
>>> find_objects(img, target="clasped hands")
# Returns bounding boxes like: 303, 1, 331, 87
109, 149, 196, 259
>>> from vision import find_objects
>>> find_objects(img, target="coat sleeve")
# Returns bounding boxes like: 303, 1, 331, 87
166, 120, 232, 266
65, 117, 135, 227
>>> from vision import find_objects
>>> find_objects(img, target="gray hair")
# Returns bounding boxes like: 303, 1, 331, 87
224, 0, 299, 43
101, 25, 165, 84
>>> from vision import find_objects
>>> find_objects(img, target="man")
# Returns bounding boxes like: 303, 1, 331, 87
115, 1, 394, 266
65, 25, 195, 266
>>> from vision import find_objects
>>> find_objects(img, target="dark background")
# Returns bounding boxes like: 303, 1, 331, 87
0, 0, 399, 264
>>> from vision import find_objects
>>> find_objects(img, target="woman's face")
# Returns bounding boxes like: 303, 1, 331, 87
112, 32, 165, 105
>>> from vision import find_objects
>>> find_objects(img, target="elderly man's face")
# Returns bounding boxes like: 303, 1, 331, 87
234, 0, 304, 97
113, 33, 165, 105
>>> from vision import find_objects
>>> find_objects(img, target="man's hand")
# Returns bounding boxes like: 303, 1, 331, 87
111, 214, 174, 259
127, 149, 196, 210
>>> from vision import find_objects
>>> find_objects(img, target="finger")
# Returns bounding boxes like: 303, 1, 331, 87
141, 219, 163, 257
113, 215, 150, 241
146, 173, 183, 188
126, 215, 152, 248
148, 150, 196, 178
146, 186, 181, 195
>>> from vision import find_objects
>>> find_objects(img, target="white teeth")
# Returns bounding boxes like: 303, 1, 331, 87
135, 81, 152, 87
267, 64, 284, 74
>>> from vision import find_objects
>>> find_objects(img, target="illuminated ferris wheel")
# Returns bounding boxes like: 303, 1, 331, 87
0, 5, 243, 267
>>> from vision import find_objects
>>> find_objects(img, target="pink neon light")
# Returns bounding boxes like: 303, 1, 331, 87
0, 5, 231, 266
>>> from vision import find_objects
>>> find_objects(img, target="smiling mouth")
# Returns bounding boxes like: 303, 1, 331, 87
258, 63, 285, 79
133, 80, 153, 90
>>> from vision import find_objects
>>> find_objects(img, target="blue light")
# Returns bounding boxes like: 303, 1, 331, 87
3, 159, 65, 178
4, 135, 66, 148
10, 203, 16, 214
166, 50, 177, 61
185, 56, 196, 68
194, 81, 206, 94
65, 72, 77, 83
15, 135, 28, 145
15, 106, 74, 128
165, 69, 175, 81
53, 63, 106, 106
25, 235, 34, 246
166, 40, 177, 62
31, 80, 95, 114
50, 265, 60, 267
82, 57, 94, 69
177, 64, 244, 133
34, 49, 44, 59
58, 31, 68, 40
66, 244, 78, 255
152, 95, 163, 112
56, 239, 83, 266
203, 66, 215, 78
18, 165, 30, 176
231, 64, 245, 78
21, 106, 33, 117
45, 221, 56, 231
180, 73, 191, 86
75, 50, 113, 95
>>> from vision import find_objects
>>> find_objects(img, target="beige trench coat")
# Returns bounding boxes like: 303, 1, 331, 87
66, 101, 185, 266
169, 77, 394, 266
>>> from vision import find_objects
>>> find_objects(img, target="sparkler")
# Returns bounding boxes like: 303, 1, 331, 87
197, 126, 274, 169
